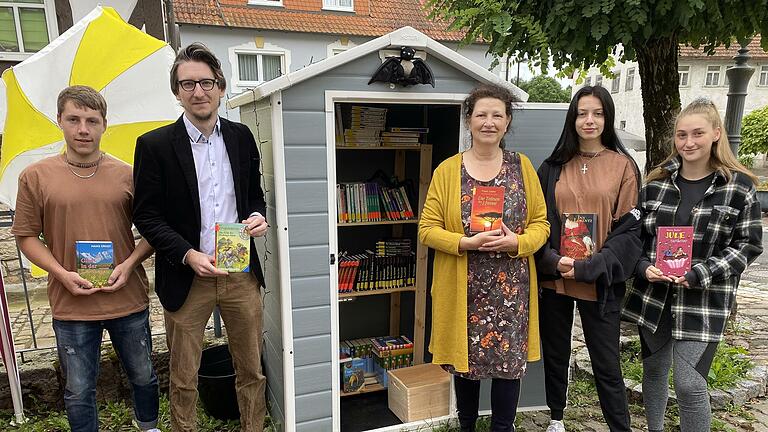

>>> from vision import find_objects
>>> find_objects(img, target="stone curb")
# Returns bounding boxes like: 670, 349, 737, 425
572, 339, 768, 410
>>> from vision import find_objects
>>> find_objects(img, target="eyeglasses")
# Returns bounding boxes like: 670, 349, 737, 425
178, 79, 218, 92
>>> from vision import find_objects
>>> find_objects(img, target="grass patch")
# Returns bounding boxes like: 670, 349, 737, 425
0, 395, 275, 432
620, 339, 753, 390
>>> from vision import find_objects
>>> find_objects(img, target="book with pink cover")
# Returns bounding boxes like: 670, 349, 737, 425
469, 186, 505, 233
655, 226, 694, 277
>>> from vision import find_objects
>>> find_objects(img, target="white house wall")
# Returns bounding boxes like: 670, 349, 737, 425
178, 25, 498, 123
577, 57, 768, 139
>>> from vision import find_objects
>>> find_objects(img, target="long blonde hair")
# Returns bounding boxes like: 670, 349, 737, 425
645, 98, 759, 185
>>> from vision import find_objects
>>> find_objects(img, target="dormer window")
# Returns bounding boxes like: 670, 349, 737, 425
323, 0, 353, 12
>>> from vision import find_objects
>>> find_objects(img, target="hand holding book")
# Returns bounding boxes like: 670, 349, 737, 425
242, 212, 268, 238
99, 261, 133, 293
645, 265, 690, 286
477, 221, 519, 255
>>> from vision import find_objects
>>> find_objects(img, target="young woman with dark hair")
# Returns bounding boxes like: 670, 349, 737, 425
419, 84, 550, 432
623, 98, 763, 431
536, 85, 642, 432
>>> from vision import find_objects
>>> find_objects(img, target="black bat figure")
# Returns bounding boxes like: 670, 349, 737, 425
368, 46, 435, 87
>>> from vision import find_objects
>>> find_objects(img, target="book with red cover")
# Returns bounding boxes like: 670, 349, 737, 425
655, 226, 694, 277
469, 186, 505, 233
560, 213, 597, 260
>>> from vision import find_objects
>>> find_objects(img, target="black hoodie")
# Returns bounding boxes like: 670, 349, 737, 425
536, 160, 643, 314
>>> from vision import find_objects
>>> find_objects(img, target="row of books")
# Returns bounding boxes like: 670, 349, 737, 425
338, 240, 415, 293
341, 128, 429, 148
337, 182, 415, 223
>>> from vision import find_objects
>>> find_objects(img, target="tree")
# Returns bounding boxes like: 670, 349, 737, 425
740, 105, 768, 158
520, 75, 571, 103
427, 0, 768, 172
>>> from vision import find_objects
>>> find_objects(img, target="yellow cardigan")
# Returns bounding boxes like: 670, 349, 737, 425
418, 152, 549, 372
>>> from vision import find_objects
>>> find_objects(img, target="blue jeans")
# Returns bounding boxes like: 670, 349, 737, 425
53, 308, 159, 432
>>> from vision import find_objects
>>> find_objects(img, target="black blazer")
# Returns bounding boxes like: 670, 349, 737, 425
133, 116, 266, 312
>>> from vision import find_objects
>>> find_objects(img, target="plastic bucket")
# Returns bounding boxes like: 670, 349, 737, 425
198, 344, 240, 420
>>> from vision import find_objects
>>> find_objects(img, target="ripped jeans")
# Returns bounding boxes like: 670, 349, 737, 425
53, 308, 159, 432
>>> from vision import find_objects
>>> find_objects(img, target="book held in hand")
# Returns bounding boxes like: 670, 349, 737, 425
75, 241, 114, 288
215, 223, 251, 272
560, 213, 597, 260
469, 186, 505, 233
655, 226, 694, 277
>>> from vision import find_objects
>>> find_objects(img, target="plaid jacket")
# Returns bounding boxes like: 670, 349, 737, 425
622, 157, 763, 342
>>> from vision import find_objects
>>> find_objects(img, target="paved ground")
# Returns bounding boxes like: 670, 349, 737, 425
513, 216, 768, 431
6, 217, 768, 430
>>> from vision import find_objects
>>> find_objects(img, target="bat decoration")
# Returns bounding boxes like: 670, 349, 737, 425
368, 46, 435, 88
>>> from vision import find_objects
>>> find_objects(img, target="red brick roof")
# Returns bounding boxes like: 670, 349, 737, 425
679, 36, 768, 59
172, 0, 468, 42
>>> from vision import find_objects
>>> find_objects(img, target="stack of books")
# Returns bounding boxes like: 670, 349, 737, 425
381, 127, 428, 147
371, 335, 414, 387
342, 106, 387, 147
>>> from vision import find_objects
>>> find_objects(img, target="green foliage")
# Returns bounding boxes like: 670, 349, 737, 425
516, 75, 571, 103
740, 105, 768, 156
566, 370, 599, 407
620, 339, 644, 383
0, 395, 276, 432
738, 154, 755, 169
708, 343, 753, 390
620, 339, 753, 391
427, 0, 768, 169
427, 0, 766, 75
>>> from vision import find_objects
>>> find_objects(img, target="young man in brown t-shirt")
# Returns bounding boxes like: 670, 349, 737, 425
11, 86, 159, 432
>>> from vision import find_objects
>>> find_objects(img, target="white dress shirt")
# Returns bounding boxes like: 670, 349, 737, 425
183, 114, 238, 256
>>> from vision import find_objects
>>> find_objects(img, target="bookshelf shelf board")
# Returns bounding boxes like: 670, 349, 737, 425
340, 383, 386, 397
336, 145, 424, 151
339, 286, 417, 299
338, 219, 418, 227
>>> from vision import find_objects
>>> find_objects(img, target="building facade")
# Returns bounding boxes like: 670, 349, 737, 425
574, 38, 768, 139
170, 0, 499, 121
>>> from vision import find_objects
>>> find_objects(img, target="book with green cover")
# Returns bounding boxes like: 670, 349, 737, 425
75, 241, 114, 288
215, 223, 251, 272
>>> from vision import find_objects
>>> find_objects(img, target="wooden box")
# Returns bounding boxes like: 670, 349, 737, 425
387, 363, 451, 423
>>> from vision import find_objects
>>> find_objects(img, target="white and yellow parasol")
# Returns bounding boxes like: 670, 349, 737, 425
0, 5, 180, 208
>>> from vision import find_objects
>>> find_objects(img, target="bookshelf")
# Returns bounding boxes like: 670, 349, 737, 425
336, 103, 432, 398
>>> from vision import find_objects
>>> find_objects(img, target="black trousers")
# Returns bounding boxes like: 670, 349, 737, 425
539, 288, 631, 432
454, 375, 520, 432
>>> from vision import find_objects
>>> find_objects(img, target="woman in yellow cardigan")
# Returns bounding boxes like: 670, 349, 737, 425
418, 84, 549, 432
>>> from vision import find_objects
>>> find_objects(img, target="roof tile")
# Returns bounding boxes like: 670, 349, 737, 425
679, 36, 768, 59
172, 0, 467, 41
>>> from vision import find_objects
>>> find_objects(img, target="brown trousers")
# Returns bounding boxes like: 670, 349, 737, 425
164, 273, 266, 431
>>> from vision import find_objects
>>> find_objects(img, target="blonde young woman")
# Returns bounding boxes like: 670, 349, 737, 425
623, 98, 764, 431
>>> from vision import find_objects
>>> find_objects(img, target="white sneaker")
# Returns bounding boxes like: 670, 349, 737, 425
546, 420, 565, 432
144, 429, 161, 432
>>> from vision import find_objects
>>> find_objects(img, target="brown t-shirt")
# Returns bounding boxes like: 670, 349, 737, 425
541, 150, 638, 300
11, 154, 149, 320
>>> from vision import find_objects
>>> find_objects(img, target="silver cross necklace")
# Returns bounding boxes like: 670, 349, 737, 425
578, 148, 605, 174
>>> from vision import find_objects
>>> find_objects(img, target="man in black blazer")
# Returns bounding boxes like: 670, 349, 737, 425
133, 43, 267, 432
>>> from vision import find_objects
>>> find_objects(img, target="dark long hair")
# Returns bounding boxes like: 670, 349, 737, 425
546, 86, 633, 166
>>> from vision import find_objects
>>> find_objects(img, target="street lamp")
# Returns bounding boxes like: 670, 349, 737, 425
724, 41, 755, 157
